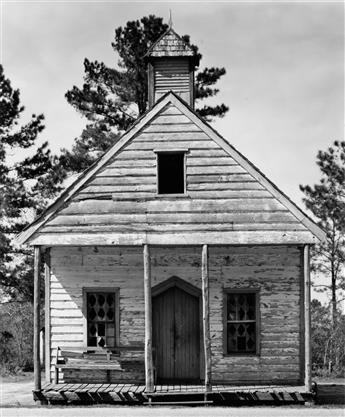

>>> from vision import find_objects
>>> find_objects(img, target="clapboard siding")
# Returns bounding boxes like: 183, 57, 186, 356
136, 132, 210, 141
49, 246, 145, 382
154, 59, 191, 104
48, 212, 299, 226
35, 102, 313, 244
49, 245, 303, 384
209, 245, 302, 384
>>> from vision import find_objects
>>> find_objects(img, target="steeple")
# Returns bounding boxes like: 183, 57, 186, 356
168, 9, 172, 29
145, 26, 199, 109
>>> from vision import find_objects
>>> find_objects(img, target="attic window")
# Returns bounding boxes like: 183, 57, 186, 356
157, 152, 185, 194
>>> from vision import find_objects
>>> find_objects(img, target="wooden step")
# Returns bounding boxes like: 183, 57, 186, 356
147, 391, 206, 396
144, 400, 213, 405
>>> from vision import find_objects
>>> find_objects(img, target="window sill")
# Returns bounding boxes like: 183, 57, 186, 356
223, 353, 260, 358
156, 193, 190, 198
86, 347, 119, 352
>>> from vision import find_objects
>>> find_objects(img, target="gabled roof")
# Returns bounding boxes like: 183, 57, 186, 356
16, 91, 326, 245
145, 27, 195, 58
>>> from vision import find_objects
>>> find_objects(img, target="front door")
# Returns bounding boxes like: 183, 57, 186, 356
152, 280, 200, 382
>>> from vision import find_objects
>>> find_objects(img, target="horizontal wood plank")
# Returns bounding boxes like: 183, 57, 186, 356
32, 230, 317, 245
125, 140, 218, 150
49, 211, 299, 226
142, 124, 202, 133
135, 132, 210, 142
42, 223, 306, 234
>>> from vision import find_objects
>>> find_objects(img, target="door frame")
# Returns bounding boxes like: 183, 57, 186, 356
152, 276, 204, 382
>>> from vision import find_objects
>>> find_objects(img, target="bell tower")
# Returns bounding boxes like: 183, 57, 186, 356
145, 26, 199, 109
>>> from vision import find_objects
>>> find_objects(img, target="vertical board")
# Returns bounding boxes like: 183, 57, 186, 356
153, 287, 175, 380
304, 245, 311, 391
144, 244, 154, 391
202, 244, 211, 390
33, 246, 41, 391
153, 285, 200, 382
44, 249, 51, 382
174, 287, 200, 381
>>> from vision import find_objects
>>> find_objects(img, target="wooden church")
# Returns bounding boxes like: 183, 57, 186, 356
17, 25, 325, 404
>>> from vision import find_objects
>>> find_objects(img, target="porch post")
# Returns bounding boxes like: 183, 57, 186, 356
44, 249, 51, 383
33, 246, 41, 391
202, 244, 212, 393
304, 245, 311, 391
144, 244, 154, 392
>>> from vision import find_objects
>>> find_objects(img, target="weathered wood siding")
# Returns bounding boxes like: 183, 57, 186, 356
36, 102, 313, 245
49, 246, 145, 383
154, 59, 191, 104
49, 245, 303, 384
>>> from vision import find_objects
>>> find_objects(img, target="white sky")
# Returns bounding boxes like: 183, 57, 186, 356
1, 1, 344, 302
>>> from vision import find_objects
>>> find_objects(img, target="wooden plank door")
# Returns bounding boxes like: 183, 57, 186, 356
153, 284, 200, 382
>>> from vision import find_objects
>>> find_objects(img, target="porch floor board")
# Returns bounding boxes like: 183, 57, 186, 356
35, 382, 314, 405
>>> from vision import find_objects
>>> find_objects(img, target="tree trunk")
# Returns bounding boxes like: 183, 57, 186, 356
331, 264, 337, 329
323, 338, 330, 368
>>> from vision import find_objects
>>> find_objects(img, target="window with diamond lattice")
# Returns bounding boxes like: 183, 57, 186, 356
86, 291, 117, 348
225, 291, 258, 354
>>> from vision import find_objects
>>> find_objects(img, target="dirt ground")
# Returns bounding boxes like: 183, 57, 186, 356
1, 406, 345, 417
1, 373, 37, 407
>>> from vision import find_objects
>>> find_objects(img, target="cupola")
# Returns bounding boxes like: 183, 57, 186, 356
145, 26, 199, 109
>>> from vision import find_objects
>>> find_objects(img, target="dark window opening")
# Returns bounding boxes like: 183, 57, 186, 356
226, 292, 257, 354
157, 152, 185, 194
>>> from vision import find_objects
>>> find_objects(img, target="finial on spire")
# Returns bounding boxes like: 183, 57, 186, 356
168, 9, 173, 29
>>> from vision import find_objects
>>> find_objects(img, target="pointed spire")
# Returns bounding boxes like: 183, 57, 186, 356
168, 10, 173, 29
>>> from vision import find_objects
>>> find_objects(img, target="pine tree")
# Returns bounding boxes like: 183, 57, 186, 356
0, 64, 54, 301
57, 15, 228, 177
300, 141, 345, 327
311, 299, 345, 375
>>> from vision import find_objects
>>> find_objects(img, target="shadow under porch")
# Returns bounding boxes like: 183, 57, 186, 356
34, 382, 315, 405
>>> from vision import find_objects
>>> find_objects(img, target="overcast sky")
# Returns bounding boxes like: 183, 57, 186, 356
1, 1, 344, 208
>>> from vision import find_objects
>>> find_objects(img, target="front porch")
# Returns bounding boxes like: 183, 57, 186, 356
34, 382, 315, 405
33, 245, 313, 393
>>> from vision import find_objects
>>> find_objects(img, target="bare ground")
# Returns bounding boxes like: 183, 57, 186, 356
1, 406, 345, 417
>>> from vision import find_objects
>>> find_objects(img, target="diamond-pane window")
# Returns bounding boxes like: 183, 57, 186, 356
225, 291, 258, 354
86, 291, 117, 348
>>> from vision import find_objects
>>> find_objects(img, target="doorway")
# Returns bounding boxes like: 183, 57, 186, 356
152, 277, 201, 382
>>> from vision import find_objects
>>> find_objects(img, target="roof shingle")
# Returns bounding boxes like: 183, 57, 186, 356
146, 28, 194, 58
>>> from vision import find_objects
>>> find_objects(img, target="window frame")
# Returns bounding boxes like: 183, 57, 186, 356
154, 149, 188, 196
223, 288, 260, 356
82, 287, 120, 351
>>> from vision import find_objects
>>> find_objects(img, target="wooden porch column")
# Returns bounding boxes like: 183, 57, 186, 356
202, 244, 212, 393
304, 245, 311, 391
144, 244, 154, 392
44, 249, 51, 383
33, 246, 41, 391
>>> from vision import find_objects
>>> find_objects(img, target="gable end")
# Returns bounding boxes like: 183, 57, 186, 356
16, 92, 325, 246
